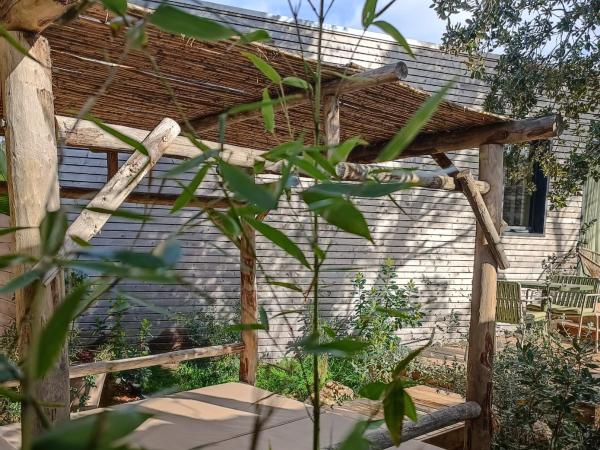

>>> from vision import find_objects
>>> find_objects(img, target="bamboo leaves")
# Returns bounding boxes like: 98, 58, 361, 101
242, 52, 282, 84
302, 189, 372, 241
35, 283, 89, 379
32, 409, 152, 450
244, 217, 310, 269
219, 162, 278, 210
150, 5, 238, 41
261, 88, 275, 133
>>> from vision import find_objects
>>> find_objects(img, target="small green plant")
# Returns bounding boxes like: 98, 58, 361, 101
142, 306, 240, 395
327, 259, 422, 391
493, 329, 600, 449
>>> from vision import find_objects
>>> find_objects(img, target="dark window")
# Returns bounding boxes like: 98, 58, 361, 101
503, 161, 548, 234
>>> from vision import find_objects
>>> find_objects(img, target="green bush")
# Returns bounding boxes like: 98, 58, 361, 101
143, 356, 240, 395
492, 329, 600, 449
329, 258, 422, 390
408, 327, 600, 449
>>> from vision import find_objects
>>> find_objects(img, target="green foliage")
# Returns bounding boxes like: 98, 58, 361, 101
256, 357, 316, 401
0, 324, 19, 426
31, 408, 151, 450
431, 0, 600, 208
493, 329, 600, 449
408, 327, 600, 449
328, 259, 422, 391
92, 295, 154, 391
0, 0, 446, 447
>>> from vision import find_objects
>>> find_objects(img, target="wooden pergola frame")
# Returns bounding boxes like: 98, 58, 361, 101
0, 2, 563, 449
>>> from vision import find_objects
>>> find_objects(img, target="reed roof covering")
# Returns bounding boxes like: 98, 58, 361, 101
1, 3, 509, 154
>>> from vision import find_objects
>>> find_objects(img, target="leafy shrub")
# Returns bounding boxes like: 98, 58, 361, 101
408, 327, 600, 449
256, 356, 320, 401
492, 329, 600, 449
0, 324, 19, 425
329, 258, 422, 390
141, 305, 241, 395
144, 356, 240, 395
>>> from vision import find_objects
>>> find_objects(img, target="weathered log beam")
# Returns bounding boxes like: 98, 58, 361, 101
457, 171, 509, 270
431, 153, 459, 177
2, 343, 245, 386
188, 61, 408, 132
63, 118, 180, 251
336, 162, 490, 194
331, 401, 481, 450
350, 114, 563, 162
40, 118, 180, 286
0, 182, 231, 209
53, 115, 266, 169
6, 115, 493, 194
0, 0, 79, 32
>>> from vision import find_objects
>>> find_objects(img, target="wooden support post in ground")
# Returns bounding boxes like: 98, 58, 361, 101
465, 144, 504, 450
0, 32, 69, 435
239, 219, 258, 385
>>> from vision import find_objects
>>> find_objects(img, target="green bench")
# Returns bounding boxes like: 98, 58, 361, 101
526, 276, 600, 351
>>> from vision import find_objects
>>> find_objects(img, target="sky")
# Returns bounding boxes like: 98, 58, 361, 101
204, 0, 451, 45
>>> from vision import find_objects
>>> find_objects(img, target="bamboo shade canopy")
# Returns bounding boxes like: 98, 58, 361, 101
0, 3, 509, 156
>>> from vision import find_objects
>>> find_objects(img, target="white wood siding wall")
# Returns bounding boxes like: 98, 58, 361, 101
2, 2, 584, 360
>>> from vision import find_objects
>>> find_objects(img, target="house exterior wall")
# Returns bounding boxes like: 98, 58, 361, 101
1, 2, 585, 360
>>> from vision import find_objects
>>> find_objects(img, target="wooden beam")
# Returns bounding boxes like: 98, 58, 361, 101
48, 116, 484, 193
0, 0, 79, 32
53, 115, 266, 169
41, 118, 180, 286
239, 218, 258, 385
465, 144, 504, 449
2, 343, 245, 386
324, 95, 340, 155
188, 61, 408, 132
350, 115, 563, 162
457, 171, 509, 270
106, 151, 119, 180
0, 32, 69, 436
0, 182, 231, 209
335, 162, 490, 194
431, 153, 459, 177
331, 402, 481, 450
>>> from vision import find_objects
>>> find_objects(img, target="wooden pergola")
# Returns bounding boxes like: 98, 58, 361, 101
0, 2, 562, 449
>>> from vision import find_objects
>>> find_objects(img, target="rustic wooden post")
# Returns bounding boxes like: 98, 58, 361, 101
239, 219, 258, 384
324, 96, 340, 151
106, 151, 119, 180
465, 144, 504, 449
0, 33, 70, 433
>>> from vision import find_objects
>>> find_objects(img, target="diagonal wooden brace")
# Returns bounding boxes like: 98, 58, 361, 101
42, 117, 181, 285
457, 170, 510, 270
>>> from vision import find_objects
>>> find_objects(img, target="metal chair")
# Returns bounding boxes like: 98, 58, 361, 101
528, 284, 600, 352
497, 281, 546, 327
